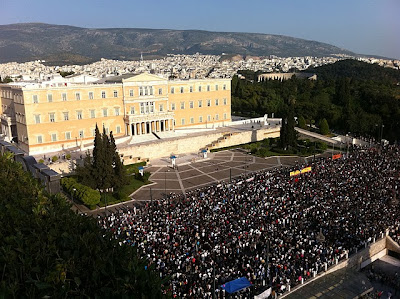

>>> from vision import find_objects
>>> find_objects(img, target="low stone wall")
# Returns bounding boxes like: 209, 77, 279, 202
49, 126, 280, 174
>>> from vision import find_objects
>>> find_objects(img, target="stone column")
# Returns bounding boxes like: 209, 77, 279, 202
133, 123, 137, 135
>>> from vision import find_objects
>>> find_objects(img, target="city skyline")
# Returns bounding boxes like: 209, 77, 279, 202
0, 0, 399, 60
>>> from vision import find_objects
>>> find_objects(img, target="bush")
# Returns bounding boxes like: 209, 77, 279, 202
38, 159, 44, 164
61, 177, 100, 207
316, 141, 328, 151
51, 156, 58, 163
66, 153, 71, 160
258, 148, 268, 157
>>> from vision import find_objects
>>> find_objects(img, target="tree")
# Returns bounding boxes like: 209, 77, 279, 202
297, 115, 307, 129
280, 102, 296, 150
319, 118, 330, 135
77, 124, 127, 193
110, 131, 127, 189
0, 153, 165, 297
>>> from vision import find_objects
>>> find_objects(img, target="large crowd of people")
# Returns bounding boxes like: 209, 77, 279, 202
98, 145, 400, 298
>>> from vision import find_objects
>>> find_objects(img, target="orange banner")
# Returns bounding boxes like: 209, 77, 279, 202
332, 154, 342, 160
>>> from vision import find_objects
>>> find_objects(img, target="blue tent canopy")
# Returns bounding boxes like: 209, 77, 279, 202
221, 277, 252, 294
170, 155, 176, 159
201, 149, 207, 153
138, 166, 144, 170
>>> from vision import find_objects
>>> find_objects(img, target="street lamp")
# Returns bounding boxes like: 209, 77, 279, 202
380, 124, 385, 145
72, 187, 76, 204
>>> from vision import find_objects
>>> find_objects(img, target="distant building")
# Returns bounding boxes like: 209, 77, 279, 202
257, 72, 317, 82
0, 73, 231, 155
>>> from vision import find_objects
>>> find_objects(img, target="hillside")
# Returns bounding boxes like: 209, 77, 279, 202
306, 59, 400, 82
0, 23, 356, 64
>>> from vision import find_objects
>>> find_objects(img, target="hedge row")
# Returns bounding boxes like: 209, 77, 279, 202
61, 177, 101, 208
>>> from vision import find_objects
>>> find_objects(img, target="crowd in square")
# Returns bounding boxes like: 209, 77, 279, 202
98, 145, 400, 298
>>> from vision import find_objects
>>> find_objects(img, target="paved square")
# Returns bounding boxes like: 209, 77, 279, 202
131, 149, 316, 202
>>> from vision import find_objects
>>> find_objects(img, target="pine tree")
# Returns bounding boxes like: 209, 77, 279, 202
101, 126, 114, 192
319, 118, 330, 135
110, 131, 127, 189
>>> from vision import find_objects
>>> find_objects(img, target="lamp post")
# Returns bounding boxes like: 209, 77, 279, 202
72, 187, 76, 204
380, 124, 384, 145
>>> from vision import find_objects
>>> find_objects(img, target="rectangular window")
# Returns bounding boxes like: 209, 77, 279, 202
102, 108, 108, 117
215, 99, 219, 106
51, 133, 57, 142
207, 115, 211, 122
198, 100, 203, 108
101, 91, 106, 98
144, 86, 148, 96
37, 136, 43, 144
47, 94, 53, 102
75, 92, 81, 100
34, 114, 41, 124
150, 102, 154, 113
180, 102, 185, 109
199, 116, 203, 123
130, 106, 135, 115
33, 95, 38, 103
139, 87, 143, 96
65, 132, 71, 140
116, 126, 121, 134
171, 87, 174, 94
89, 91, 94, 100
215, 114, 219, 120
129, 89, 134, 97
207, 99, 211, 107
62, 93, 67, 101
207, 85, 210, 91
190, 86, 193, 93
181, 118, 185, 125
223, 84, 226, 90
223, 98, 227, 105
158, 88, 162, 95
223, 113, 227, 120
198, 86, 202, 92
180, 87, 184, 93
77, 111, 82, 120
49, 113, 55, 123
171, 103, 176, 111
190, 117, 194, 124
113, 90, 118, 98
159, 104, 164, 112
92, 129, 96, 137
105, 127, 109, 134
215, 85, 218, 91
140, 103, 145, 114
114, 107, 120, 116
79, 130, 84, 138
149, 86, 154, 95
189, 101, 194, 109
90, 110, 95, 118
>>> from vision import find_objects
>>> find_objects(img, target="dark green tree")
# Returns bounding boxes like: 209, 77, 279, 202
110, 131, 127, 189
319, 118, 330, 135
0, 153, 166, 298
297, 115, 307, 129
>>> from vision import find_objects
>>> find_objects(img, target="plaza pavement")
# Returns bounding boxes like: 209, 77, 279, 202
82, 149, 337, 216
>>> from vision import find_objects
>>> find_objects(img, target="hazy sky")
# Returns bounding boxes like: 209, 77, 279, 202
1, 0, 399, 59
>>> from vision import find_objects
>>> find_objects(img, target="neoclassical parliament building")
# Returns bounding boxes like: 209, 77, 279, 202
0, 73, 231, 155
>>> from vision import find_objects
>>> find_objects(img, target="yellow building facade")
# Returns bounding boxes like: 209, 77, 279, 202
0, 73, 231, 155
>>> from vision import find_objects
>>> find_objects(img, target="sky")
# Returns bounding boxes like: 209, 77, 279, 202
0, 0, 399, 59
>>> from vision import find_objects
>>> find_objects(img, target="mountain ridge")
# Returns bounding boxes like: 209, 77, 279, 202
0, 23, 357, 65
